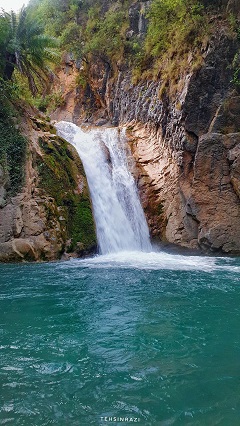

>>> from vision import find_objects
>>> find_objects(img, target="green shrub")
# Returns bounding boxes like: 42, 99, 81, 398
0, 100, 27, 195
34, 91, 65, 113
83, 3, 128, 63
145, 0, 205, 58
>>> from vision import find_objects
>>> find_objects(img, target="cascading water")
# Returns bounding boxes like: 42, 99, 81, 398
56, 121, 152, 254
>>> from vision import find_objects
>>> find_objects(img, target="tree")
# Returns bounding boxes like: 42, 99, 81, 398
0, 6, 58, 95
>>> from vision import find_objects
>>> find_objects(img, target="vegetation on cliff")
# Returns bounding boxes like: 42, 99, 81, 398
37, 134, 96, 254
0, 5, 97, 257
0, 85, 27, 196
2, 0, 229, 111
1, 0, 239, 107
0, 5, 57, 194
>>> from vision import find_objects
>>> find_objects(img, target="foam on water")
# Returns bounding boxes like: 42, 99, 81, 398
0, 254, 240, 425
65, 250, 240, 273
55, 121, 240, 275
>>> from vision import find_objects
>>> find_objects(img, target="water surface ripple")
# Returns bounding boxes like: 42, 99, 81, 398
0, 252, 240, 425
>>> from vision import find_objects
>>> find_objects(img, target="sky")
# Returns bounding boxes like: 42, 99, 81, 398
0, 0, 29, 12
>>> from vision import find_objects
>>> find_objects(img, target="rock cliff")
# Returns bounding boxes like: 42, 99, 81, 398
50, 13, 240, 254
115, 37, 240, 254
0, 111, 96, 262
1, 0, 240, 259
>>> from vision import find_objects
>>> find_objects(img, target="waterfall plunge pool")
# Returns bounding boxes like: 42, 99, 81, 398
1, 123, 240, 425
0, 255, 240, 425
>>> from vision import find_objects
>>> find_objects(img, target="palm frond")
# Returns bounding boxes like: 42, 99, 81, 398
1, 5, 58, 95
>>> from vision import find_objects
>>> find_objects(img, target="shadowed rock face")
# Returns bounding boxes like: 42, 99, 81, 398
188, 133, 240, 253
83, 33, 237, 254
119, 38, 240, 254
0, 144, 62, 262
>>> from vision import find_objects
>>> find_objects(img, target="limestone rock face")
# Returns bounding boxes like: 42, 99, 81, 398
50, 56, 110, 126
0, 161, 61, 261
121, 38, 240, 254
190, 134, 240, 253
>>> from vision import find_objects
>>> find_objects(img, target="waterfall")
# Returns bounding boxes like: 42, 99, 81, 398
56, 121, 152, 254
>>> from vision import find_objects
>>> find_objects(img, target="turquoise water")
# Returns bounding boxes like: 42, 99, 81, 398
0, 251, 240, 426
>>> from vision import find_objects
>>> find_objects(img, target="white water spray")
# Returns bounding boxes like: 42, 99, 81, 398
56, 121, 152, 254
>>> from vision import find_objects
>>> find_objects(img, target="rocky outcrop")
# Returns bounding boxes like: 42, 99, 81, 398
1, 2, 239, 260
49, 10, 240, 255
122, 38, 240, 254
0, 114, 96, 262
50, 55, 110, 126
125, 124, 240, 254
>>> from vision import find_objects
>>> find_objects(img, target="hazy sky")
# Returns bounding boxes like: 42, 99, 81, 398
1, 0, 29, 12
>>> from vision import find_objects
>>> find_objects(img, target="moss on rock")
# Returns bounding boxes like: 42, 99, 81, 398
36, 133, 97, 255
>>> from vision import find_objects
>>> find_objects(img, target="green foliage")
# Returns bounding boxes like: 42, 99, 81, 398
0, 77, 20, 101
145, 0, 205, 58
34, 91, 65, 112
28, 0, 82, 37
28, 0, 65, 36
0, 6, 58, 95
0, 15, 9, 76
0, 100, 27, 195
228, 13, 238, 33
68, 198, 96, 252
27, 0, 210, 91
75, 72, 88, 89
0, 0, 236, 112
30, 0, 130, 65
83, 3, 128, 63
37, 135, 96, 252
227, 13, 240, 40
37, 137, 75, 203
60, 22, 82, 56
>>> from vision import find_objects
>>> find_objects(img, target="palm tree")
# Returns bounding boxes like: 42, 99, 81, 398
0, 6, 58, 95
